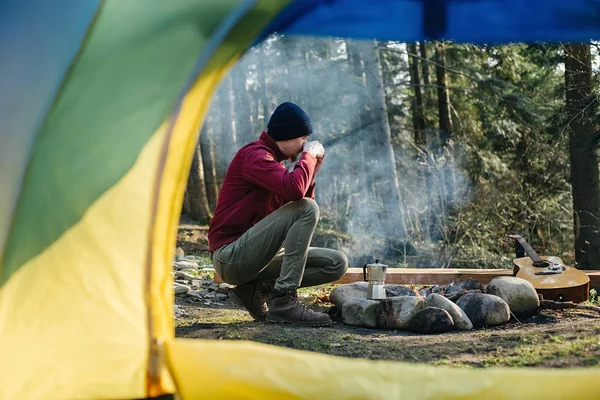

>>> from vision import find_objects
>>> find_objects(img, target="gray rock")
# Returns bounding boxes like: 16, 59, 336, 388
330, 282, 369, 308
173, 283, 190, 295
187, 290, 203, 299
217, 283, 235, 294
173, 261, 198, 270
486, 276, 540, 316
215, 293, 228, 302
444, 278, 483, 296
342, 298, 379, 328
376, 296, 426, 329
174, 271, 197, 281
418, 287, 433, 297
385, 284, 417, 297
456, 293, 511, 327
190, 280, 202, 289
174, 305, 187, 318
408, 307, 455, 334
426, 293, 473, 330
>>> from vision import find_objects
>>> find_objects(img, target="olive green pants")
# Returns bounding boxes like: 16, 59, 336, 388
212, 198, 348, 291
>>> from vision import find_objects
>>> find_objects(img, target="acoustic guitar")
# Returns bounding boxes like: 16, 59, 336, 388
508, 234, 590, 303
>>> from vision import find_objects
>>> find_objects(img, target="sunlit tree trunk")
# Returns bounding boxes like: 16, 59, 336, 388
231, 66, 254, 146
434, 41, 456, 214
199, 117, 219, 211
218, 75, 237, 175
346, 39, 408, 241
186, 140, 212, 223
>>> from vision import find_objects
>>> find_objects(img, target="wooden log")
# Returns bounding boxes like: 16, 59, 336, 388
213, 268, 600, 287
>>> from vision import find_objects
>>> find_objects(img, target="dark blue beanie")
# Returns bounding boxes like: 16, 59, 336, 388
267, 102, 312, 141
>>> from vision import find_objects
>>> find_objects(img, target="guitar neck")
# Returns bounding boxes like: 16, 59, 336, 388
515, 237, 544, 263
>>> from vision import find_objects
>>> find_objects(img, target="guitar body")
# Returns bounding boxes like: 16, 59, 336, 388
513, 255, 590, 303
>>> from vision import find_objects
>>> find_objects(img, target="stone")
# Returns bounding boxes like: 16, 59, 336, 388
456, 293, 511, 327
217, 283, 235, 294
173, 261, 198, 270
175, 247, 185, 257
190, 280, 202, 289
426, 293, 473, 330
443, 278, 483, 296
385, 284, 417, 297
173, 283, 190, 295
486, 276, 540, 316
187, 290, 203, 299
376, 296, 426, 329
342, 298, 379, 328
174, 306, 187, 319
330, 282, 369, 308
215, 293, 228, 302
174, 271, 196, 281
408, 307, 455, 334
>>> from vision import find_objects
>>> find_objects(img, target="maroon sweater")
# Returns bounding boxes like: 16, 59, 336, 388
208, 131, 317, 251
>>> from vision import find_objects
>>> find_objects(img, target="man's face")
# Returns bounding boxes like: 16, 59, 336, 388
283, 135, 309, 162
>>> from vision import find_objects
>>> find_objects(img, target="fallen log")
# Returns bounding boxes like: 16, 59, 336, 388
213, 268, 600, 287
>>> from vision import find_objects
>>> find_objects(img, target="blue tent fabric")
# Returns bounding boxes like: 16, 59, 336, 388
259, 0, 600, 43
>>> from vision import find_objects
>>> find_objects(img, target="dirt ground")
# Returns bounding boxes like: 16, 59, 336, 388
175, 293, 600, 368
176, 222, 600, 369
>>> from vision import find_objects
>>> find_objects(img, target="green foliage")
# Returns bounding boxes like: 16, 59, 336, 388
380, 42, 578, 268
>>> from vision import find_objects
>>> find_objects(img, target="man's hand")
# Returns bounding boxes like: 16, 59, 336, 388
303, 140, 325, 159
311, 151, 325, 186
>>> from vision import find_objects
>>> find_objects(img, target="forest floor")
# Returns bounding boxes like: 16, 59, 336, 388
175, 219, 600, 368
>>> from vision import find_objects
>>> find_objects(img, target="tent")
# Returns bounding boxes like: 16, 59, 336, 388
1, 0, 600, 398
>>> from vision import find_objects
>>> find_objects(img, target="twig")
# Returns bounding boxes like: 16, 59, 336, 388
510, 311, 522, 325
539, 299, 600, 315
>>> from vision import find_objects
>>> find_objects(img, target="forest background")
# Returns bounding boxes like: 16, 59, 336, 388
182, 36, 600, 271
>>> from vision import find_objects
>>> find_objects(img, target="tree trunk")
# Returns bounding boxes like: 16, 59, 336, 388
182, 190, 191, 216
231, 66, 254, 146
186, 140, 212, 223
218, 75, 237, 176
257, 46, 271, 128
419, 41, 434, 138
408, 43, 425, 148
199, 118, 219, 211
433, 41, 456, 211
434, 41, 453, 149
348, 39, 408, 242
418, 42, 436, 242
564, 43, 600, 269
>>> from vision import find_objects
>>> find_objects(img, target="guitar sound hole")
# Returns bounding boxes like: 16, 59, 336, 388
533, 261, 550, 268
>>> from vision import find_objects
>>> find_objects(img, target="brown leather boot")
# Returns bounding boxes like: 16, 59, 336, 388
266, 289, 332, 327
229, 280, 274, 321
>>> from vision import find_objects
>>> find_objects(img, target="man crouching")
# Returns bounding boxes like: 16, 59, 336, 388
207, 102, 348, 326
